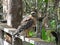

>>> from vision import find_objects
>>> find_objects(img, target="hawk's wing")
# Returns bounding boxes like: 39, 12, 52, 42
14, 18, 34, 35
18, 18, 34, 32
21, 16, 31, 24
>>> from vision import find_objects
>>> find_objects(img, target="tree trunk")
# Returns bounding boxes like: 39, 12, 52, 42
3, 0, 23, 28
54, 0, 59, 17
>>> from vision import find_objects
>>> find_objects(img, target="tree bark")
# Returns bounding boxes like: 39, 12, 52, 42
3, 0, 23, 28
54, 0, 59, 17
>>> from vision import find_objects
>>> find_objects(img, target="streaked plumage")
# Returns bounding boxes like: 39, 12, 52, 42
14, 15, 35, 35
18, 18, 34, 32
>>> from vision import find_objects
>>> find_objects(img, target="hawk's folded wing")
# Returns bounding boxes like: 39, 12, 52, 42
18, 18, 34, 32
14, 18, 34, 35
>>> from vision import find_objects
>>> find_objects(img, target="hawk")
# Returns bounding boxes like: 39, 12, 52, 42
14, 11, 37, 36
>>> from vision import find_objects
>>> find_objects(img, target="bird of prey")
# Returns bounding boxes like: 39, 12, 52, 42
14, 12, 37, 36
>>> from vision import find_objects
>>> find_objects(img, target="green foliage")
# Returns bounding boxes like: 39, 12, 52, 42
42, 27, 47, 40
46, 30, 55, 42
23, 0, 57, 16
42, 27, 56, 42
45, 0, 48, 3
30, 43, 34, 45
29, 30, 35, 37
23, 0, 49, 14
50, 19, 56, 29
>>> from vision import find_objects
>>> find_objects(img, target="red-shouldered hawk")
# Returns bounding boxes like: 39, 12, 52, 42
14, 11, 37, 36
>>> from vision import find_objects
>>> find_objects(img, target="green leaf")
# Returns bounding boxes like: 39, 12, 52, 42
30, 43, 34, 45
45, 0, 48, 3
42, 27, 47, 40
